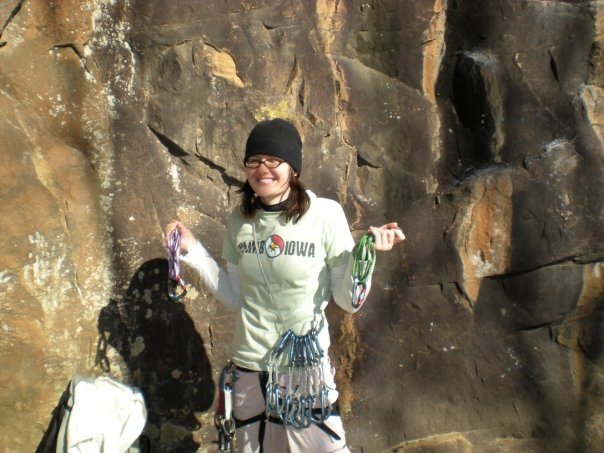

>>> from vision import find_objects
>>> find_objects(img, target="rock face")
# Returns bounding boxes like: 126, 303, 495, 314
0, 0, 602, 451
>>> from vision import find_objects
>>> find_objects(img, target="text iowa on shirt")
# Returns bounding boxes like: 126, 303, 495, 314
238, 234, 316, 258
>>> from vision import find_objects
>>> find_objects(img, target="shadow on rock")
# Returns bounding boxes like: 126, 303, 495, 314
96, 258, 214, 451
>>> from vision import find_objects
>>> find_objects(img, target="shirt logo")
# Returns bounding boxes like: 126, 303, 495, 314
265, 234, 284, 258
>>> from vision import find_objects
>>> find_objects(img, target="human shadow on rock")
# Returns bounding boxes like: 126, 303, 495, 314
97, 258, 214, 450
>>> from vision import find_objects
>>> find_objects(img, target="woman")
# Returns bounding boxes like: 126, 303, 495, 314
166, 118, 404, 452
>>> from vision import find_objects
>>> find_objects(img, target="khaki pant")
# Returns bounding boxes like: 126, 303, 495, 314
233, 366, 350, 453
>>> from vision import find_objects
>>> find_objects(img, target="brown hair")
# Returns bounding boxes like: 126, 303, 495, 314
239, 167, 310, 223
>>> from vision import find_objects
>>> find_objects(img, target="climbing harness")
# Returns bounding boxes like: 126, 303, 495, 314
351, 233, 376, 309
215, 362, 239, 453
166, 228, 187, 301
251, 223, 333, 429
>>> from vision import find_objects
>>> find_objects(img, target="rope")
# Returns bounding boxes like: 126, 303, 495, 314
351, 233, 376, 308
167, 228, 187, 301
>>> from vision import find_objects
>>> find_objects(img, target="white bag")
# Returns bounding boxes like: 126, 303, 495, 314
55, 375, 147, 453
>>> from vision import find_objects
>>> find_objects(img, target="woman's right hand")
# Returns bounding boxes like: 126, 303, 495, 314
165, 220, 197, 254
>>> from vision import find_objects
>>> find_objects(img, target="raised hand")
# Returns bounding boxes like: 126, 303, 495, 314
368, 222, 405, 251
165, 220, 197, 254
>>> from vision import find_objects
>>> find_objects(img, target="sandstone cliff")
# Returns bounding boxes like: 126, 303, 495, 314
0, 1, 602, 451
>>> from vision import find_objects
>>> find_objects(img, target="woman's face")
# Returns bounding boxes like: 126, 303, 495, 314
245, 154, 292, 205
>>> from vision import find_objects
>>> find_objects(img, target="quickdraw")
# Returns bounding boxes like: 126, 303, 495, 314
215, 362, 239, 453
351, 233, 376, 308
166, 228, 187, 301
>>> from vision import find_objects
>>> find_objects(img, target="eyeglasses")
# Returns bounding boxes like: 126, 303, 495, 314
245, 157, 285, 169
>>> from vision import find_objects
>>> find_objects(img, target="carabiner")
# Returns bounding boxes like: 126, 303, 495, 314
299, 336, 308, 367
273, 329, 293, 359
351, 280, 367, 308
318, 385, 331, 422
274, 386, 287, 420
293, 335, 303, 368
288, 397, 301, 429
305, 335, 316, 364
267, 382, 280, 418
301, 395, 314, 428
309, 329, 324, 360
289, 335, 297, 367
290, 395, 312, 429
216, 362, 238, 453
169, 275, 187, 301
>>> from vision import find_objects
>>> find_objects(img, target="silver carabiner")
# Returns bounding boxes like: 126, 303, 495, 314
317, 385, 331, 422
309, 329, 324, 360
266, 383, 277, 418
273, 330, 293, 359
216, 362, 239, 452
284, 394, 295, 425
275, 386, 288, 421
305, 336, 316, 365
293, 335, 303, 368
300, 336, 308, 367
289, 335, 297, 367
352, 279, 367, 308
296, 395, 313, 429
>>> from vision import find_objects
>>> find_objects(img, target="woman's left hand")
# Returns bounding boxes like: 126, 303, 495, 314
369, 222, 406, 251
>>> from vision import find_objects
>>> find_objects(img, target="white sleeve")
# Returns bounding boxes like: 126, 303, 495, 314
330, 255, 372, 313
180, 241, 242, 310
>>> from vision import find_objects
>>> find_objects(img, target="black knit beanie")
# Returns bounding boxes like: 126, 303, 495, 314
244, 118, 302, 174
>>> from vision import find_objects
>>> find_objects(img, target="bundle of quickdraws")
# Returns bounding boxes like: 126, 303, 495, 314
215, 362, 239, 453
265, 328, 332, 428
351, 233, 376, 309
